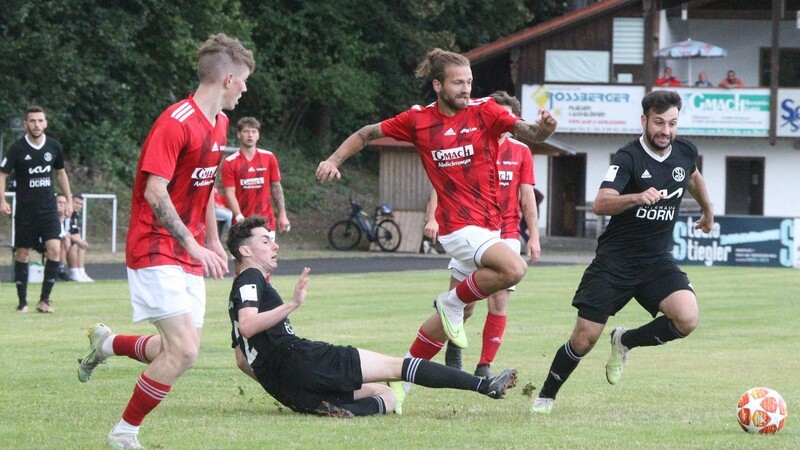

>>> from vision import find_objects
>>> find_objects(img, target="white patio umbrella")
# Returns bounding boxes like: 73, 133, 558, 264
653, 39, 728, 84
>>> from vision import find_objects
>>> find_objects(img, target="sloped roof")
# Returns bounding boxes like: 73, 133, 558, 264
463, 0, 641, 64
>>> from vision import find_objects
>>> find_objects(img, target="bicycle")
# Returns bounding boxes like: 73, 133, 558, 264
328, 198, 402, 252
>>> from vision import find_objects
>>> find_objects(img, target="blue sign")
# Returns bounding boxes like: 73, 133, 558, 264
672, 216, 795, 268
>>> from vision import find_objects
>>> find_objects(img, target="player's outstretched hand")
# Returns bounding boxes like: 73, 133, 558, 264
316, 161, 341, 182
292, 267, 310, 308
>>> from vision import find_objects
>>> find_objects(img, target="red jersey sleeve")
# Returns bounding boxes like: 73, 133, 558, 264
380, 106, 421, 142
520, 146, 535, 186
221, 157, 235, 188
481, 98, 520, 136
139, 119, 185, 180
268, 153, 281, 183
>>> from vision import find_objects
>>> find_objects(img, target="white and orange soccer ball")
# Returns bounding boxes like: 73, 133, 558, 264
736, 387, 787, 434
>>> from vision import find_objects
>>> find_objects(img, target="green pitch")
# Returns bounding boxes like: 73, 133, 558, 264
1, 265, 797, 449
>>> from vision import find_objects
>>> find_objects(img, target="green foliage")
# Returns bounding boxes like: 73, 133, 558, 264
0, 265, 798, 448
0, 0, 568, 211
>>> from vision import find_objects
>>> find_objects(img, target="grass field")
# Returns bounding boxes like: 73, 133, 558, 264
1, 264, 797, 449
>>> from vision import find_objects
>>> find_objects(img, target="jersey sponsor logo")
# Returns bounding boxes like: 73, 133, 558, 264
459, 127, 477, 134
444, 128, 456, 136
672, 167, 686, 182
171, 102, 194, 122
432, 145, 474, 168
499, 160, 520, 166
635, 206, 675, 221
240, 177, 265, 188
191, 165, 218, 187
604, 165, 619, 182
28, 165, 52, 174
658, 187, 684, 199
641, 169, 652, 179
29, 177, 51, 188
44, 152, 52, 162
499, 170, 514, 181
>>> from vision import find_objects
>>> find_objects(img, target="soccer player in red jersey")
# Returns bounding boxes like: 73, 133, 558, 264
76, 34, 255, 449
222, 117, 290, 233
316, 49, 556, 412
426, 91, 542, 379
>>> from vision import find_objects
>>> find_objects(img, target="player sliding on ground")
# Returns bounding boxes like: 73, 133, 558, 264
226, 216, 518, 417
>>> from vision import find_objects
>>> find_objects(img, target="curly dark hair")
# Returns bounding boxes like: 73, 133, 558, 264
226, 215, 268, 262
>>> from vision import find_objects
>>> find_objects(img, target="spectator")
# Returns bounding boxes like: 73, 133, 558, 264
719, 70, 745, 89
655, 67, 681, 87
66, 195, 94, 282
694, 71, 714, 87
57, 194, 71, 281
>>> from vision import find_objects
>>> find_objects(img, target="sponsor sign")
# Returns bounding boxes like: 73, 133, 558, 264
522, 84, 645, 134
672, 215, 795, 268
661, 88, 770, 136
776, 88, 800, 137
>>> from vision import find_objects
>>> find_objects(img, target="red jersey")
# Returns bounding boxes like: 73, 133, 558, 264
126, 95, 228, 275
221, 148, 282, 230
497, 136, 535, 239
381, 97, 519, 235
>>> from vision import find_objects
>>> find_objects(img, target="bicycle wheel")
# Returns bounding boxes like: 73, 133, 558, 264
328, 219, 362, 250
374, 219, 402, 252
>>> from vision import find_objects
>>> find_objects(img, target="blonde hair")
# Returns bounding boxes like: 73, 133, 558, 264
197, 33, 255, 83
414, 48, 470, 82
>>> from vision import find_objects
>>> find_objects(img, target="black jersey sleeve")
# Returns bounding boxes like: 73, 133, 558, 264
600, 148, 635, 193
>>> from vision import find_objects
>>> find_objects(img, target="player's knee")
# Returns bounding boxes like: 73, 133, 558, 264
501, 258, 527, 286
570, 332, 599, 355
168, 345, 199, 371
673, 313, 699, 336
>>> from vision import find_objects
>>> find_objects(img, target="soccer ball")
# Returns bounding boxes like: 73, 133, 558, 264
736, 387, 787, 434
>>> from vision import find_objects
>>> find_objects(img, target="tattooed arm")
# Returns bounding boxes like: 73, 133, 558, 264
144, 175, 227, 278
512, 108, 558, 145
316, 123, 384, 182
270, 181, 290, 232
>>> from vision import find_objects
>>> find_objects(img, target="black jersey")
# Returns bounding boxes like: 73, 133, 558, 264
596, 136, 698, 262
0, 135, 65, 215
68, 211, 81, 235
229, 268, 301, 368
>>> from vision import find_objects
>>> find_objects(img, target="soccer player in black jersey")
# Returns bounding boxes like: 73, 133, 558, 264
0, 106, 73, 313
226, 216, 518, 417
530, 90, 714, 414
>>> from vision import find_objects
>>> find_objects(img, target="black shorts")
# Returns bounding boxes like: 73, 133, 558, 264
572, 255, 694, 324
14, 211, 62, 249
256, 340, 363, 414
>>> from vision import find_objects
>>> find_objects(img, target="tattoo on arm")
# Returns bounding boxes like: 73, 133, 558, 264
271, 182, 285, 212
148, 176, 190, 243
356, 124, 382, 147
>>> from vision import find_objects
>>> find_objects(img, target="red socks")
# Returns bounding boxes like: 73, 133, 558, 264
454, 272, 489, 304
409, 329, 444, 360
112, 335, 155, 363
121, 373, 171, 426
479, 313, 507, 366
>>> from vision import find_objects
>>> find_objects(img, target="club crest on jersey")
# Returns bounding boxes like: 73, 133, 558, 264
672, 167, 686, 182
191, 165, 218, 187
44, 152, 52, 162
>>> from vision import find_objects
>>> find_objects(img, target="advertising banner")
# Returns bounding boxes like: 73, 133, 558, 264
521, 84, 644, 134
672, 216, 795, 268
776, 88, 800, 137
660, 88, 770, 136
